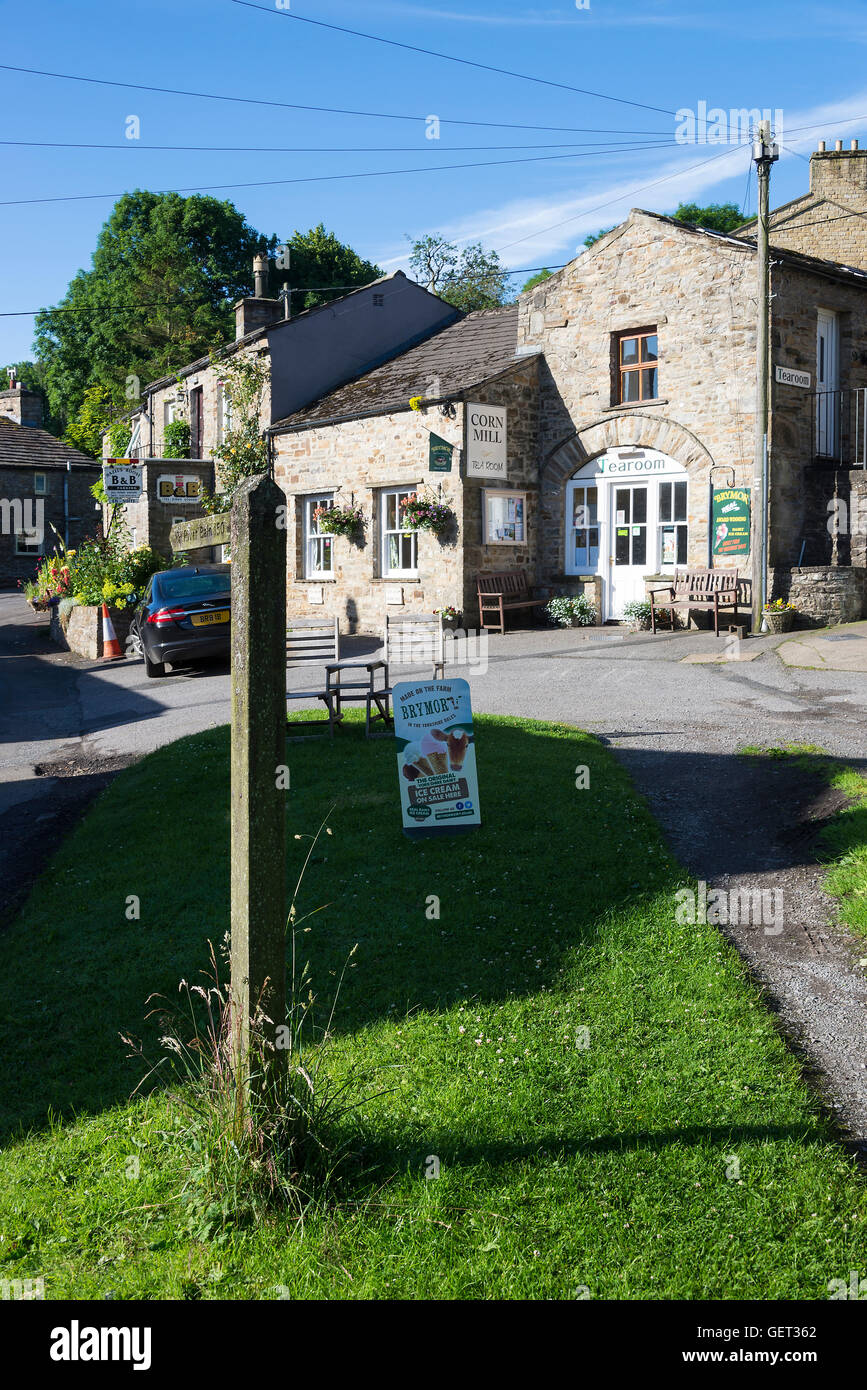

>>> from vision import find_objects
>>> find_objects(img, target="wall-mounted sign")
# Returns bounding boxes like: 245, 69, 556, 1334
102, 460, 143, 503
429, 433, 453, 473
157, 474, 202, 503
393, 678, 480, 839
775, 365, 811, 389
465, 402, 507, 480
385, 584, 404, 605
170, 513, 230, 552
712, 487, 751, 557
307, 586, 324, 605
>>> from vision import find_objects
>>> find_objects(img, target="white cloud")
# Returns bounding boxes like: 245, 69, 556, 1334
378, 90, 867, 273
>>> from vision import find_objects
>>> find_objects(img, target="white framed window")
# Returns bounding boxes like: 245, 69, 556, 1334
33, 472, 47, 495
568, 484, 599, 570
304, 495, 335, 578
657, 479, 688, 568
15, 531, 43, 556
381, 488, 418, 577
483, 489, 527, 545
163, 399, 178, 429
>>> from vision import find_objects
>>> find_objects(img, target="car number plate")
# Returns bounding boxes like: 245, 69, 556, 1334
191, 610, 229, 626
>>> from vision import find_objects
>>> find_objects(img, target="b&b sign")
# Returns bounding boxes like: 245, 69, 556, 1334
103, 459, 143, 503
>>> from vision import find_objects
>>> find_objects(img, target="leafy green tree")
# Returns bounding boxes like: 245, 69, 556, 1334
584, 202, 744, 249
203, 354, 270, 512
408, 234, 509, 311
283, 224, 382, 312
671, 201, 745, 234
64, 384, 118, 458
521, 269, 553, 293
34, 192, 272, 434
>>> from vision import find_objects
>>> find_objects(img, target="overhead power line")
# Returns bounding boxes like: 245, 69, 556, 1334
231, 0, 677, 119
0, 142, 684, 207
495, 145, 749, 252
0, 136, 676, 155
0, 63, 671, 136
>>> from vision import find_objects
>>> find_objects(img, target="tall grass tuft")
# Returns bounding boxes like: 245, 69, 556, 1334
122, 820, 365, 1236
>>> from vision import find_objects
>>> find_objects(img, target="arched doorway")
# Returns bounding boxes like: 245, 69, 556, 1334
566, 447, 689, 620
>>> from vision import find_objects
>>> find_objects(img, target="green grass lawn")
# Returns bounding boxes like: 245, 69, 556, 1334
1, 716, 866, 1300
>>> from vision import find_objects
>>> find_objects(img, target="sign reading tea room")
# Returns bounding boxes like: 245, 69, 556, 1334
465, 402, 507, 480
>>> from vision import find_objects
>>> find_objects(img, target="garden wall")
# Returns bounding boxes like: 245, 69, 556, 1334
50, 603, 134, 661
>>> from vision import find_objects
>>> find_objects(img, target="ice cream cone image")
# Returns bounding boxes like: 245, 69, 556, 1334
447, 729, 468, 770
414, 755, 436, 776
420, 730, 448, 774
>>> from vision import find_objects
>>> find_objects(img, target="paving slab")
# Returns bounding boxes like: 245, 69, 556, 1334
777, 621, 867, 671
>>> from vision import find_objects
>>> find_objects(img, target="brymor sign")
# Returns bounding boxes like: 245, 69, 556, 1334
465, 402, 507, 479
393, 678, 480, 838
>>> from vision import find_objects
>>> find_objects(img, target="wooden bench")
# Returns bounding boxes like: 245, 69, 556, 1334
477, 571, 546, 633
649, 568, 740, 636
285, 617, 340, 738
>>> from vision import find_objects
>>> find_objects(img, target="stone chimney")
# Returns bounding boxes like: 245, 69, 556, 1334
809, 138, 867, 202
232, 253, 280, 340
0, 384, 43, 428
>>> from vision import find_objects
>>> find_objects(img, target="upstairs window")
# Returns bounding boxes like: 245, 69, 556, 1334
616, 329, 659, 403
305, 495, 335, 578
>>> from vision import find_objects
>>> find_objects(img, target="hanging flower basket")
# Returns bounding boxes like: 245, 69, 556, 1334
400, 492, 453, 535
314, 504, 363, 538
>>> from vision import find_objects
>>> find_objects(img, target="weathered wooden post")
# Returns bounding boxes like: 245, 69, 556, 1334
229, 473, 287, 1092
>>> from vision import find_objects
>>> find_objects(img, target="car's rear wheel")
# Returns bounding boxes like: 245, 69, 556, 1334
144, 649, 166, 679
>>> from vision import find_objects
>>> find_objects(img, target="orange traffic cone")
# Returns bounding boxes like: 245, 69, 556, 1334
101, 603, 124, 660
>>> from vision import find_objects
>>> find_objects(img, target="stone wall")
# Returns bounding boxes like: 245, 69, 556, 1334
0, 465, 101, 587
273, 360, 540, 634
50, 602, 134, 660
104, 460, 216, 564
774, 565, 866, 627
758, 148, 867, 272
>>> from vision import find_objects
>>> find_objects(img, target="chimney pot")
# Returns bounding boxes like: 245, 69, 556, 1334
817, 139, 826, 152
852, 139, 859, 151
835, 139, 843, 152
253, 253, 269, 299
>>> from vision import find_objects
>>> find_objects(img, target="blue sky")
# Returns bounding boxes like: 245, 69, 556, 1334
2, 0, 867, 365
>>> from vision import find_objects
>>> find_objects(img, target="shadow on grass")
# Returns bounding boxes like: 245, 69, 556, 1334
2, 721, 863, 1149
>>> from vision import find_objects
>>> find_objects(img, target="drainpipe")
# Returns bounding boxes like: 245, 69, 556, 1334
64, 461, 71, 548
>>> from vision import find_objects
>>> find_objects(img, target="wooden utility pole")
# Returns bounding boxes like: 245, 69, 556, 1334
751, 119, 779, 631
230, 473, 287, 1091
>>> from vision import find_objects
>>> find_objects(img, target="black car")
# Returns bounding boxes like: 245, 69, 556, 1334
129, 564, 231, 677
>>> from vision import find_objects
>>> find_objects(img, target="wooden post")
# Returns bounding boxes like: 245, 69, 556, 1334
230, 474, 287, 1091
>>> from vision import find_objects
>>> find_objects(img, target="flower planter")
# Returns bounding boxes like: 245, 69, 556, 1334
763, 609, 795, 634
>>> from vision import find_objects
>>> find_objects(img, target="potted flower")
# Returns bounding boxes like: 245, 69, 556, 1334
314, 503, 363, 538
621, 598, 653, 632
400, 492, 453, 536
763, 597, 796, 633
434, 605, 461, 630
546, 593, 597, 628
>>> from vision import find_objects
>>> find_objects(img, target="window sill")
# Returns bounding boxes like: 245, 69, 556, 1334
373, 575, 421, 584
296, 577, 337, 584
604, 398, 668, 413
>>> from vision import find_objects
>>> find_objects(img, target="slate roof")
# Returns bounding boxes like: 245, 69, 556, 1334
0, 415, 100, 471
273, 304, 524, 431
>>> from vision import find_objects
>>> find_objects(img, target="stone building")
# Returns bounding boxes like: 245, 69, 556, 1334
0, 386, 100, 587
105, 268, 460, 464
738, 141, 867, 272
271, 197, 867, 632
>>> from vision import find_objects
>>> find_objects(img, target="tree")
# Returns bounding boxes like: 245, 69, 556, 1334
583, 201, 745, 250
408, 234, 509, 312
284, 224, 382, 312
521, 269, 553, 293
671, 201, 745, 234
203, 353, 270, 512
34, 191, 272, 436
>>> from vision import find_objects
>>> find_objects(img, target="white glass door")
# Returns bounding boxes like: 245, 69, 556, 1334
609, 484, 648, 617
816, 309, 839, 457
